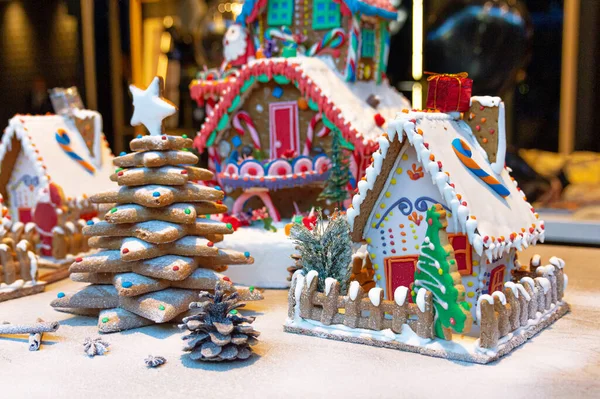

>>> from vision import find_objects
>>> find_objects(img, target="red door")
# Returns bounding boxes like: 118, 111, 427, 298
384, 255, 419, 301
269, 101, 300, 158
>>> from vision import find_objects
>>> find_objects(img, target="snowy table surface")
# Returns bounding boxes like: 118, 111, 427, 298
0, 244, 599, 399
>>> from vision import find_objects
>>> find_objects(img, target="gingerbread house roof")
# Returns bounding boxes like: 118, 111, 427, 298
236, 0, 398, 27
191, 56, 410, 154
0, 111, 115, 201
347, 110, 544, 261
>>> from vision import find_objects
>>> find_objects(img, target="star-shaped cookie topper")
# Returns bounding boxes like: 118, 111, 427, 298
129, 76, 177, 136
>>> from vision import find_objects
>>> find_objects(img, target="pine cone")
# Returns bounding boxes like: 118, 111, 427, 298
180, 282, 259, 361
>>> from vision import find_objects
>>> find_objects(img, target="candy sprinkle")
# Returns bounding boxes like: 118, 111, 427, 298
244, 251, 250, 258
230, 309, 239, 315
87, 220, 94, 225
182, 134, 188, 139
152, 191, 160, 197
122, 281, 133, 288
110, 207, 117, 213
101, 317, 109, 323
249, 286, 255, 292
119, 152, 126, 156
184, 208, 191, 215
137, 134, 143, 138
158, 305, 165, 311
226, 223, 233, 229
57, 292, 65, 298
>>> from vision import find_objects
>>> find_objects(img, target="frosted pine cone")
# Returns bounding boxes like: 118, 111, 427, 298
180, 282, 259, 362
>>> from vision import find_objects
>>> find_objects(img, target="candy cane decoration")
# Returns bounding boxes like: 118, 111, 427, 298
306, 28, 346, 57
345, 15, 360, 82
232, 111, 261, 149
303, 113, 330, 155
55, 129, 95, 175
451, 138, 510, 198
264, 26, 297, 49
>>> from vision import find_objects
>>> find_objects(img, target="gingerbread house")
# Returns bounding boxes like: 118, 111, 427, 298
190, 0, 410, 220
0, 111, 114, 255
285, 94, 570, 363
347, 96, 545, 320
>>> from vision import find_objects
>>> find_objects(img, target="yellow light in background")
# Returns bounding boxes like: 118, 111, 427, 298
232, 3, 242, 16
412, 82, 422, 110
163, 15, 173, 29
218, 4, 225, 13
159, 31, 171, 53
224, 2, 232, 12
412, 0, 423, 81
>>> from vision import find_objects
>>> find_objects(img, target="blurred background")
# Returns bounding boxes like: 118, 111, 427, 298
0, 0, 598, 244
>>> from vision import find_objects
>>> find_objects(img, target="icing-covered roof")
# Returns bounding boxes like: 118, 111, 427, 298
191, 56, 410, 153
236, 0, 398, 26
0, 112, 115, 199
347, 110, 544, 261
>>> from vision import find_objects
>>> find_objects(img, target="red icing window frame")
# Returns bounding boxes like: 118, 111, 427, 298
384, 255, 419, 301
488, 265, 506, 293
448, 233, 472, 276
269, 101, 300, 158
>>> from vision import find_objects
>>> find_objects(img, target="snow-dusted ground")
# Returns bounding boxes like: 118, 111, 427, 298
0, 245, 599, 398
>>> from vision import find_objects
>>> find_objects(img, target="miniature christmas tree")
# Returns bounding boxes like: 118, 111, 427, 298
318, 131, 350, 207
290, 211, 352, 294
51, 77, 260, 332
180, 281, 259, 362
413, 204, 472, 339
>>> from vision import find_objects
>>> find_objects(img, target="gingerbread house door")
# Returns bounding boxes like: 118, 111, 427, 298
269, 101, 300, 158
384, 255, 419, 301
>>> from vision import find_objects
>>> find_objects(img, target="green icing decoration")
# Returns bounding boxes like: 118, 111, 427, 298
184, 208, 191, 215
274, 74, 291, 84
227, 95, 241, 112
158, 304, 165, 311
281, 46, 297, 58
216, 114, 230, 131
110, 208, 117, 213
115, 168, 123, 173
413, 205, 472, 338
257, 74, 270, 83
230, 309, 239, 315
101, 317, 109, 323
206, 131, 217, 147
182, 134, 188, 139
307, 98, 319, 111
249, 286, 255, 292
240, 77, 255, 93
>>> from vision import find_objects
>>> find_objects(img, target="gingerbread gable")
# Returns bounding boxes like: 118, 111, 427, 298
192, 57, 410, 153
348, 111, 545, 261
0, 112, 115, 218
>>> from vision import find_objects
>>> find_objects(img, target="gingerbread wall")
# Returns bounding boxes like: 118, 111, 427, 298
219, 81, 333, 158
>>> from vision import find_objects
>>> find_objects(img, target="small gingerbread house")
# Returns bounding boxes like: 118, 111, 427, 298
347, 96, 545, 321
0, 111, 114, 254
190, 0, 410, 220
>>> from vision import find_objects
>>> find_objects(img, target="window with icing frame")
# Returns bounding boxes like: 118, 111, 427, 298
312, 0, 341, 30
361, 29, 376, 59
448, 233, 472, 276
267, 0, 294, 27
488, 265, 506, 294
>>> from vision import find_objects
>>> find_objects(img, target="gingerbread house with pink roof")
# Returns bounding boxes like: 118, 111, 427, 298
190, 0, 409, 220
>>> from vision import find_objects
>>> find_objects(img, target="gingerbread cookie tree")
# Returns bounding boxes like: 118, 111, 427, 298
51, 77, 259, 332
413, 204, 472, 339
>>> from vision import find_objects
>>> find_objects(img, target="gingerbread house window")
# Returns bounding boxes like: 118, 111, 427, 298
448, 233, 472, 276
384, 255, 419, 301
488, 265, 505, 293
312, 0, 340, 30
267, 0, 293, 27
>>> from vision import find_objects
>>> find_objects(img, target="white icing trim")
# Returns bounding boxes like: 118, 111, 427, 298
536, 265, 555, 277
416, 288, 427, 313
394, 286, 408, 306
305, 270, 319, 289
491, 291, 507, 305
549, 256, 565, 269
368, 287, 383, 307
476, 294, 494, 322
520, 277, 536, 290
531, 254, 541, 267
470, 96, 502, 107
535, 277, 551, 294
348, 281, 361, 301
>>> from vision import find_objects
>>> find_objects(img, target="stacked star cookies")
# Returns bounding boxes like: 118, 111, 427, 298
51, 77, 261, 333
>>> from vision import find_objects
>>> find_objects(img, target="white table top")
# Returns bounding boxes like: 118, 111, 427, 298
1, 244, 599, 399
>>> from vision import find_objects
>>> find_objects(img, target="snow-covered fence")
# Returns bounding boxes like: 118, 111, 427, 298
478, 259, 567, 348
289, 271, 434, 339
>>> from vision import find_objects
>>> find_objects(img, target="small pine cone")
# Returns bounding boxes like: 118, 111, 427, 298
181, 282, 260, 362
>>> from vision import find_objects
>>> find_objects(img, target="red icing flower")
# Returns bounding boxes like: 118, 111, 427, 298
374, 113, 385, 127
407, 163, 424, 181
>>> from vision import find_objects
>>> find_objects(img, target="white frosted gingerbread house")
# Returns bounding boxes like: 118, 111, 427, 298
347, 96, 546, 321
0, 111, 115, 254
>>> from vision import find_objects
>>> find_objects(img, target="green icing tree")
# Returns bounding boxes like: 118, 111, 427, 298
290, 210, 352, 294
413, 204, 473, 339
318, 129, 350, 208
